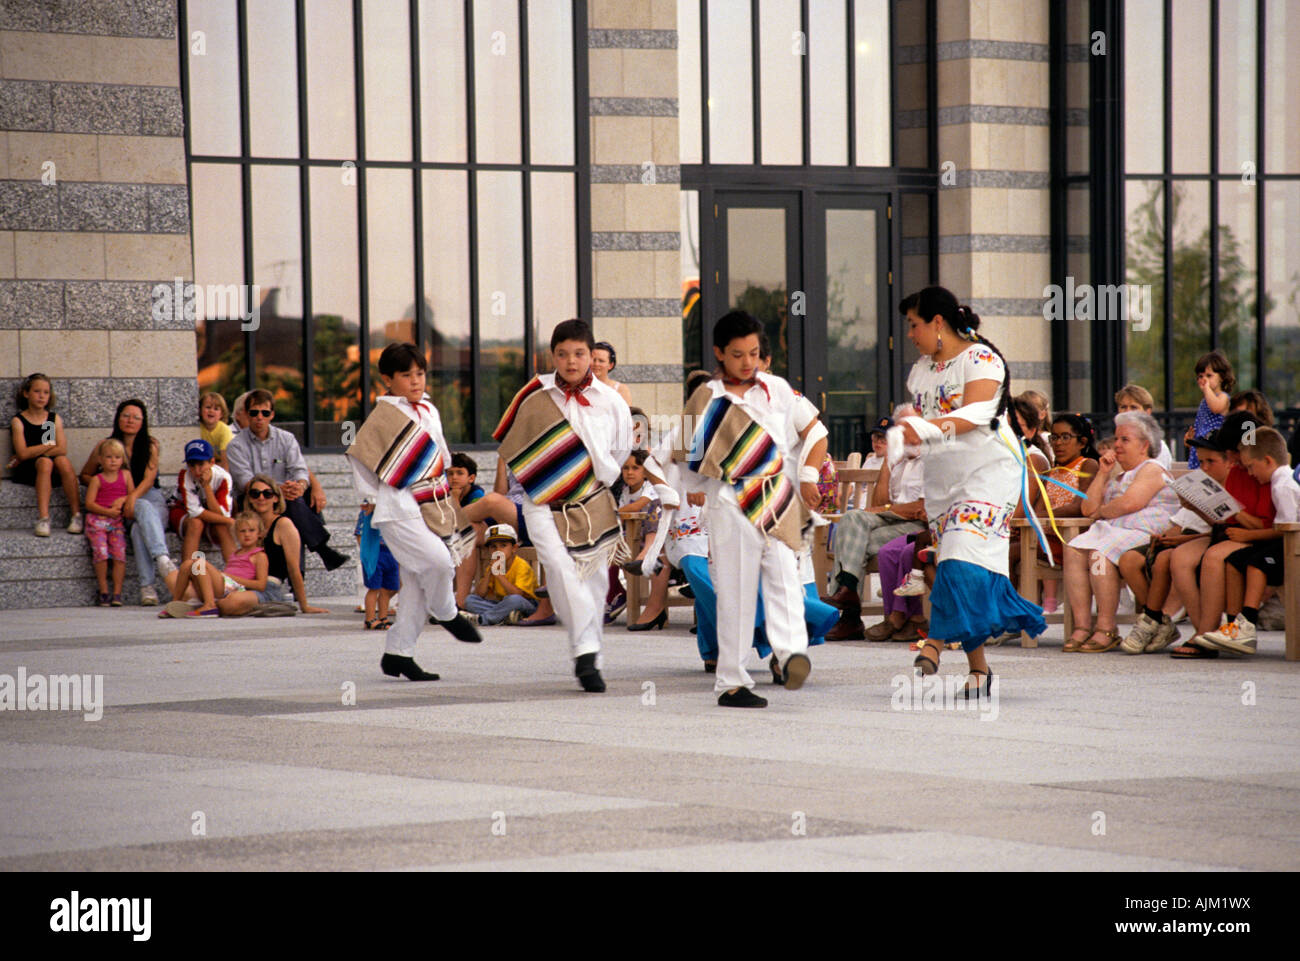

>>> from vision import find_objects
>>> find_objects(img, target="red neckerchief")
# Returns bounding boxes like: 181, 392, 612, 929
409, 397, 430, 416
720, 372, 770, 400
556, 369, 593, 407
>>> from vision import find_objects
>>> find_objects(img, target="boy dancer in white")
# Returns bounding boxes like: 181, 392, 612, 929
348, 343, 481, 681
676, 311, 827, 708
493, 319, 634, 692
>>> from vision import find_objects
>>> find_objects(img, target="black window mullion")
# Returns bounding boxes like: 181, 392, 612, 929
751, 0, 761, 164
1255, 0, 1266, 395
700, 0, 711, 167
1162, 0, 1174, 415
846, 0, 856, 167
354, 0, 371, 418
800, 0, 810, 166
410, 0, 426, 370
519, 0, 535, 378
297, 0, 315, 447
1208, 0, 1220, 354
465, 0, 482, 442
1049, 0, 1068, 407
237, 0, 256, 394
573, 0, 592, 324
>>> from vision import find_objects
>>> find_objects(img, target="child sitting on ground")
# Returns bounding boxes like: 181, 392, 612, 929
161, 510, 269, 618
1199, 427, 1299, 654
464, 524, 538, 625
356, 501, 399, 629
83, 438, 133, 606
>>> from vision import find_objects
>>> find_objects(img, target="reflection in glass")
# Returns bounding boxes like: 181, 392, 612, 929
310, 167, 362, 435
474, 0, 521, 164
1065, 0, 1090, 175
366, 169, 415, 405
1124, 0, 1163, 174
678, 0, 703, 163
898, 191, 930, 376
1264, 184, 1300, 407
251, 165, 304, 426
854, 0, 890, 166
825, 208, 878, 457
1217, 0, 1255, 173
530, 173, 577, 375
892, 0, 927, 167
1124, 180, 1167, 403
476, 171, 525, 439
1170, 0, 1210, 173
528, 0, 574, 164
707, 0, 753, 164
1216, 183, 1257, 389
247, 0, 299, 158
727, 207, 788, 377
304, 0, 356, 159
809, 0, 848, 165
192, 164, 245, 404
759, 0, 803, 165
419, 0, 467, 162
423, 171, 471, 442
186, 0, 240, 156
681, 190, 703, 377
1265, 0, 1300, 173
1067, 182, 1092, 411
362, 0, 411, 161
1168, 182, 1210, 407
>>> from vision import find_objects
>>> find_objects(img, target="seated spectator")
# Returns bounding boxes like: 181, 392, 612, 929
592, 341, 633, 405
161, 510, 269, 618
1063, 411, 1180, 652
1182, 350, 1233, 470
229, 391, 252, 434
79, 398, 175, 605
168, 438, 236, 569
862, 418, 889, 473
464, 523, 538, 625
9, 373, 82, 536
1114, 384, 1173, 467
823, 422, 926, 641
244, 474, 327, 613
1034, 414, 1101, 614
1228, 388, 1273, 427
199, 392, 233, 470
870, 532, 928, 642
1018, 389, 1054, 465
449, 452, 488, 606
225, 389, 347, 571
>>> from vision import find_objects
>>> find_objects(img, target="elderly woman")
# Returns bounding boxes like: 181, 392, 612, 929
1063, 411, 1180, 652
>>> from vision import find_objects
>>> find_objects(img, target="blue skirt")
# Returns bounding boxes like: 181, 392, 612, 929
929, 559, 1046, 653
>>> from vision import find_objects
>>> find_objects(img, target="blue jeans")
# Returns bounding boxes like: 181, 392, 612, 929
464, 593, 537, 624
129, 487, 169, 586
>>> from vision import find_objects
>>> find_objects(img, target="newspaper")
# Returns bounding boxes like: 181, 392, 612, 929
1172, 469, 1244, 524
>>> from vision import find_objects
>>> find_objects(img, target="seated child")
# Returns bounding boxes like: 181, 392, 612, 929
618, 450, 661, 561
199, 391, 234, 471
83, 438, 133, 606
1200, 427, 1299, 654
161, 510, 269, 617
464, 524, 538, 625
168, 439, 236, 572
356, 502, 399, 629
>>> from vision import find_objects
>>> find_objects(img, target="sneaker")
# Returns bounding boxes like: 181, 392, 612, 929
34, 517, 51, 537
1143, 616, 1180, 654
186, 607, 219, 618
1200, 614, 1257, 655
1121, 612, 1161, 654
506, 609, 524, 625
155, 554, 178, 578
66, 512, 83, 534
604, 594, 627, 624
717, 687, 767, 708
1169, 606, 1188, 624
140, 584, 159, 606
894, 571, 927, 596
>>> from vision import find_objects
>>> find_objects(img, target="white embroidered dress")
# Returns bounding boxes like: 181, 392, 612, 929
907, 342, 1022, 577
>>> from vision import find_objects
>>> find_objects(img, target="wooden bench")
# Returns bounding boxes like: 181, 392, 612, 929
620, 512, 694, 625
1279, 522, 1300, 661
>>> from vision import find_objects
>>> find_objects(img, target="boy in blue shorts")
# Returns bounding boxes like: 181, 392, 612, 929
356, 503, 400, 629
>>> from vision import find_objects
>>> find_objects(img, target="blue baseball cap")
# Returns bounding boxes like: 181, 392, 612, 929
184, 439, 214, 462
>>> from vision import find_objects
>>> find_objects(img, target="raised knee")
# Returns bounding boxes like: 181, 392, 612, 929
35, 457, 53, 473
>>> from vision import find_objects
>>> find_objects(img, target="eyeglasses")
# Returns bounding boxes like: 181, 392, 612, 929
1049, 432, 1079, 442
247, 489, 277, 499
248, 409, 273, 418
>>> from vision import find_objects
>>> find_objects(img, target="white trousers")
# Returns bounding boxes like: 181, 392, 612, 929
708, 501, 808, 693
523, 499, 607, 661
374, 515, 457, 657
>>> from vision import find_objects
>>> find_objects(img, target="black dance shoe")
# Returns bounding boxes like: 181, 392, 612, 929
380, 653, 440, 681
574, 652, 606, 692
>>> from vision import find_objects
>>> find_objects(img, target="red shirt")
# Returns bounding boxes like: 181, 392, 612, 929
1224, 464, 1274, 527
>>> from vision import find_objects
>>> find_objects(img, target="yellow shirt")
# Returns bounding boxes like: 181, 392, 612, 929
481, 554, 537, 602
201, 421, 234, 456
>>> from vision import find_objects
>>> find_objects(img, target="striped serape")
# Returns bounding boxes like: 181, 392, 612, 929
494, 377, 627, 575
347, 401, 475, 564
677, 384, 806, 551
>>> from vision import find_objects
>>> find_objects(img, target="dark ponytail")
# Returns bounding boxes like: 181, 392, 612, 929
898, 286, 1018, 438
1052, 413, 1100, 460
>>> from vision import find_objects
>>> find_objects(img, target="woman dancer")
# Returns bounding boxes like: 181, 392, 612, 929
894, 287, 1046, 696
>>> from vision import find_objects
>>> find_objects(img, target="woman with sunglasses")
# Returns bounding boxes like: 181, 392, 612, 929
244, 473, 328, 614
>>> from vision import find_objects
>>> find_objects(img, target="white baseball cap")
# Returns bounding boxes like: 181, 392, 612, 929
485, 523, 518, 544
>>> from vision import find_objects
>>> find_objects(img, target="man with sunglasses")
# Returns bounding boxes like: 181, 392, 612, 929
226, 389, 348, 572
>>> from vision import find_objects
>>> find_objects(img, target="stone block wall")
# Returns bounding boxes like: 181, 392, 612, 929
0, 0, 197, 480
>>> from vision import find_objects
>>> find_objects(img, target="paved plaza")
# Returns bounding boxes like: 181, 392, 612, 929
1, 602, 1296, 871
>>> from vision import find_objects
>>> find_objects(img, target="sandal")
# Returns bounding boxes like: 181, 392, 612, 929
961, 668, 993, 699
1171, 642, 1218, 659
1078, 629, 1121, 653
913, 639, 942, 676
365, 619, 381, 630
1063, 627, 1091, 653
